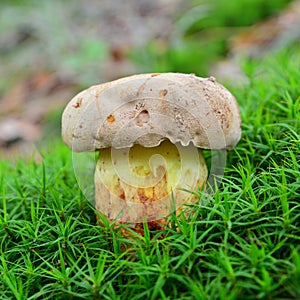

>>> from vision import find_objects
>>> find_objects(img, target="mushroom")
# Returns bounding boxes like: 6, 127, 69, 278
62, 73, 241, 229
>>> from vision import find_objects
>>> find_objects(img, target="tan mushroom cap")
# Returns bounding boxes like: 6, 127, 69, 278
62, 73, 241, 152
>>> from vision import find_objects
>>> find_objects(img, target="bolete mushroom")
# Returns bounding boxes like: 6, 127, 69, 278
62, 73, 241, 229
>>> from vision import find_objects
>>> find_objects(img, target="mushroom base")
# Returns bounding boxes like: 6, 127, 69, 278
94, 140, 207, 226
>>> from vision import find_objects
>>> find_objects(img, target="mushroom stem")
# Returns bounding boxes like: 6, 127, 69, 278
94, 140, 207, 224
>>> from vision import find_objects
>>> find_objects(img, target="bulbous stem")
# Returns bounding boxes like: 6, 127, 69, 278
94, 140, 207, 225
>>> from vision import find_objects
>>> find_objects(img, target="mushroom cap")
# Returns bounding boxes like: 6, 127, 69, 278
62, 73, 241, 152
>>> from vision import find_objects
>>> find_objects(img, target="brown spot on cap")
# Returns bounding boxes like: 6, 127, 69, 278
159, 89, 168, 97
107, 114, 115, 125
72, 97, 82, 108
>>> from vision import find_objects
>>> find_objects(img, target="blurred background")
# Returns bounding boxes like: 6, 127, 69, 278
0, 0, 299, 159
